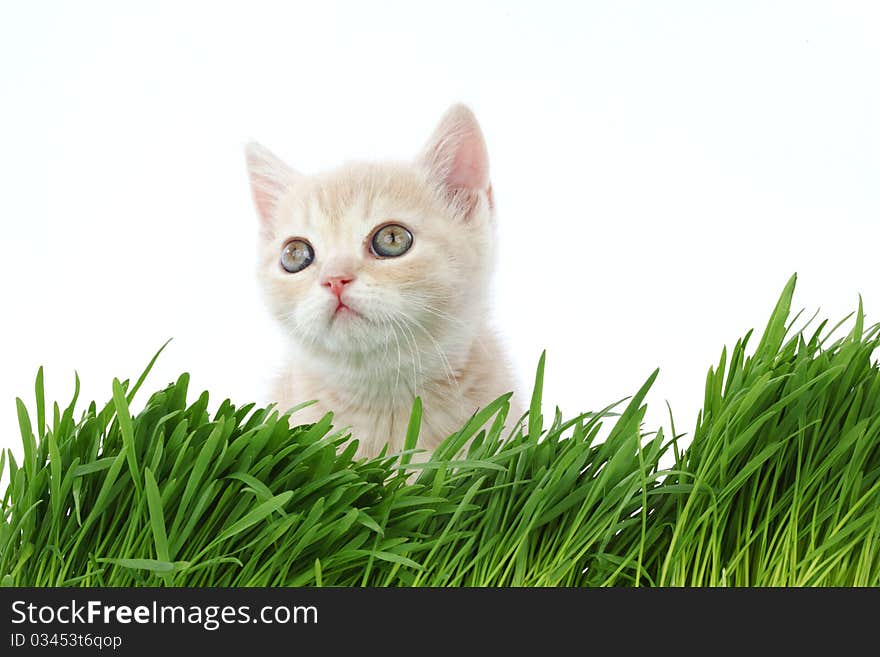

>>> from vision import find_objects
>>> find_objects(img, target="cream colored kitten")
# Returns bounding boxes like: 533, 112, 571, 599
245, 104, 519, 459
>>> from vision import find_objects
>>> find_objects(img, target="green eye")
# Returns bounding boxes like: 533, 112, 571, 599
280, 239, 314, 273
371, 224, 413, 258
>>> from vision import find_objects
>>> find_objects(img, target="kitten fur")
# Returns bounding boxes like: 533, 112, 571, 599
246, 104, 519, 459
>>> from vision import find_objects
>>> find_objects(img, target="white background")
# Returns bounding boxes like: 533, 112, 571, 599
2, 1, 878, 459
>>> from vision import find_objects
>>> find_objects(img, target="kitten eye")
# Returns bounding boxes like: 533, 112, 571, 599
371, 224, 413, 258
280, 239, 315, 273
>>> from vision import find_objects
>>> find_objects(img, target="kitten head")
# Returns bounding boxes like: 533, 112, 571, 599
245, 104, 496, 364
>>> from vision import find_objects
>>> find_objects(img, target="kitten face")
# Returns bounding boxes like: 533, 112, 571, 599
247, 106, 495, 364
258, 164, 491, 357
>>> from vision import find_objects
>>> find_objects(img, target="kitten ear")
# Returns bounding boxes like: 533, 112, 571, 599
418, 104, 492, 215
245, 141, 299, 227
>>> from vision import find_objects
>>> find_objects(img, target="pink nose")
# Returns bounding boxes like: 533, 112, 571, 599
323, 275, 355, 298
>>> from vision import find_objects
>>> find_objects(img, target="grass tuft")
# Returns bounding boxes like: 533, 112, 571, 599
2, 276, 878, 586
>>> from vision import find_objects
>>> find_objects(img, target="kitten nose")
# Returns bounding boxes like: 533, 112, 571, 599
322, 274, 355, 298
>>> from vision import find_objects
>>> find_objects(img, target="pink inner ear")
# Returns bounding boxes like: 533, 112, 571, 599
245, 142, 296, 226
422, 105, 491, 197
248, 167, 285, 223
446, 128, 490, 192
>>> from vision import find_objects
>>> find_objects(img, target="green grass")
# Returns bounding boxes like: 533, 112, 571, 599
2, 274, 878, 586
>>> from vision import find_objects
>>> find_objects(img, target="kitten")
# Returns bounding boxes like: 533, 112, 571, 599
245, 104, 519, 459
